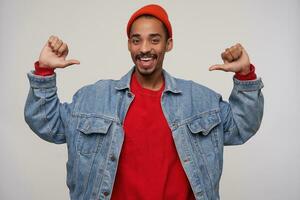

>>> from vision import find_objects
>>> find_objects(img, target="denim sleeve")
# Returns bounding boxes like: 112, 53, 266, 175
24, 71, 76, 144
220, 77, 264, 145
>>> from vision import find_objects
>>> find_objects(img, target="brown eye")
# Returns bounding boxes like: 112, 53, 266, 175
132, 38, 140, 45
152, 38, 160, 44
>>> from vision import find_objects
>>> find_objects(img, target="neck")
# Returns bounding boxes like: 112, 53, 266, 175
134, 68, 164, 91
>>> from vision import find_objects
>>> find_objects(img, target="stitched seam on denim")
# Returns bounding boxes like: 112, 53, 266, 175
41, 88, 53, 137
72, 112, 118, 123
186, 125, 214, 196
178, 109, 221, 128
92, 133, 111, 199
82, 150, 98, 199
98, 129, 114, 197
105, 125, 120, 199
184, 127, 207, 196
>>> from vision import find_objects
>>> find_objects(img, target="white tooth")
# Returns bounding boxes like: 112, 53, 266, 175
141, 57, 151, 61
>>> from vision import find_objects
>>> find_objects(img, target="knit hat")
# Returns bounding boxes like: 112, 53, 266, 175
127, 4, 172, 38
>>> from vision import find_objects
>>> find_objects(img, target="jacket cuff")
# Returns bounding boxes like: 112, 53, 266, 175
27, 70, 56, 89
233, 77, 264, 92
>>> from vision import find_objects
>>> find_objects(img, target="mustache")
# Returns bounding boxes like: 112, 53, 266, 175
135, 53, 157, 60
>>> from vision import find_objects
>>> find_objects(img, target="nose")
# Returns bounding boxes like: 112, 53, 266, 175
140, 40, 151, 53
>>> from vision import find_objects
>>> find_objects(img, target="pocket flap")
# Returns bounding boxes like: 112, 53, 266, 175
187, 111, 221, 135
77, 117, 112, 135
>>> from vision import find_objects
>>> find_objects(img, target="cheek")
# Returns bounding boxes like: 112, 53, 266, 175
130, 53, 136, 62
128, 49, 136, 58
128, 43, 136, 52
154, 44, 167, 54
155, 48, 166, 57
129, 47, 139, 56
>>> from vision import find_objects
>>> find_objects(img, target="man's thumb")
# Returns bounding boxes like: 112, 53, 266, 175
209, 63, 232, 72
63, 59, 80, 68
209, 64, 225, 71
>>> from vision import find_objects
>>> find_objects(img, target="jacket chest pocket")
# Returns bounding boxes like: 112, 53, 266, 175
76, 117, 112, 155
186, 110, 223, 185
187, 111, 221, 153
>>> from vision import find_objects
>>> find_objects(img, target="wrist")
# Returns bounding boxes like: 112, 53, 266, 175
38, 61, 49, 68
237, 64, 251, 75
235, 64, 256, 80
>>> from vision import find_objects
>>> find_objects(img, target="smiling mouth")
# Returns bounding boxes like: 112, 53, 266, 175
140, 57, 152, 61
136, 54, 157, 69
136, 53, 157, 60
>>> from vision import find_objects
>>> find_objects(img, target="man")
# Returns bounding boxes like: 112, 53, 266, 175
24, 4, 264, 200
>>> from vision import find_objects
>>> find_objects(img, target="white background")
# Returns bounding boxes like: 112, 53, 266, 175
1, 0, 299, 199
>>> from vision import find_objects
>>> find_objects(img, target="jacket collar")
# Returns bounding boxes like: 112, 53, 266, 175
115, 67, 182, 94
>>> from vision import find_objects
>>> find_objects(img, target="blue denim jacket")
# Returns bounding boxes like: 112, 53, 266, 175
25, 67, 264, 200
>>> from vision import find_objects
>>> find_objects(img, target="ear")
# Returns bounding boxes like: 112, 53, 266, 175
128, 39, 131, 51
165, 38, 173, 52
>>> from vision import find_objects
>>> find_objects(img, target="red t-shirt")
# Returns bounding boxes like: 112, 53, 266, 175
111, 73, 195, 200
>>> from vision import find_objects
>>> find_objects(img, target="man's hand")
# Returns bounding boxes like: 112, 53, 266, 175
38, 36, 80, 69
209, 43, 250, 75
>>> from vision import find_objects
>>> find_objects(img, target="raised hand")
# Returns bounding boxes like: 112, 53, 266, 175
209, 43, 250, 75
38, 36, 80, 69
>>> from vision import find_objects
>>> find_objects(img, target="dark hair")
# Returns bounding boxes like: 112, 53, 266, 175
131, 14, 170, 40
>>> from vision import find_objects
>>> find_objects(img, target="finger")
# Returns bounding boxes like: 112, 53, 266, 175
230, 46, 241, 61
221, 49, 234, 62
236, 43, 245, 57
61, 59, 80, 68
209, 64, 229, 72
226, 48, 235, 61
209, 62, 234, 72
53, 39, 63, 52
236, 43, 243, 50
50, 37, 59, 49
46, 35, 55, 49
57, 43, 67, 56
221, 52, 226, 62
48, 35, 55, 44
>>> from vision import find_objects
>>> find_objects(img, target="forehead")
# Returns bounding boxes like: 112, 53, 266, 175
130, 16, 165, 37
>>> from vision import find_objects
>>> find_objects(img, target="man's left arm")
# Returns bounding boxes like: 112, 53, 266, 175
210, 43, 264, 145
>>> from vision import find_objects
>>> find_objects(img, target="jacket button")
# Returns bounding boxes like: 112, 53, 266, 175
110, 155, 116, 161
103, 191, 110, 196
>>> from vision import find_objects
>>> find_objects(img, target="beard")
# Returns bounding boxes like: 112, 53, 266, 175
132, 52, 164, 76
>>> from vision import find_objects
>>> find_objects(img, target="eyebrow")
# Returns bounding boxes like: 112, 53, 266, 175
130, 33, 162, 38
131, 34, 141, 38
149, 33, 162, 38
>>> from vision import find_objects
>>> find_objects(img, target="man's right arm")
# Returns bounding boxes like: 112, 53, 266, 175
24, 36, 80, 144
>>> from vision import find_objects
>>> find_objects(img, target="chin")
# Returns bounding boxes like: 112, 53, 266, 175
135, 65, 156, 76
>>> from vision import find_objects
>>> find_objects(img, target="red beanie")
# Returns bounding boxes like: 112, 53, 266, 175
127, 4, 172, 38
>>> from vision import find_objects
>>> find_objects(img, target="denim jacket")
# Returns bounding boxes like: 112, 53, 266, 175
25, 67, 264, 200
